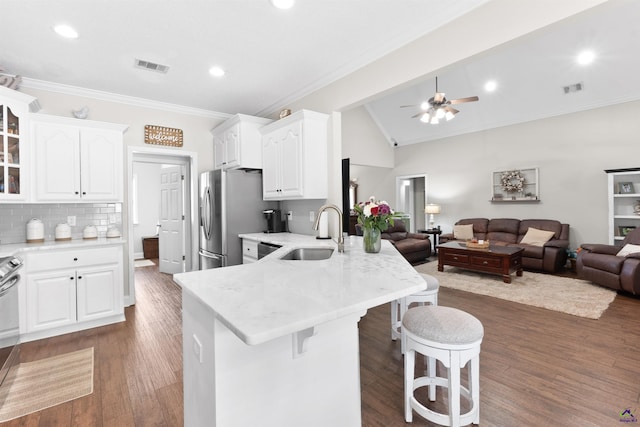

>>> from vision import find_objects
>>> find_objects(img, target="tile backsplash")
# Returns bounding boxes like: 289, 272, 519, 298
0, 203, 123, 244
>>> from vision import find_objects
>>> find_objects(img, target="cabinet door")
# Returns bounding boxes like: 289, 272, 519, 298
224, 124, 241, 169
0, 103, 28, 201
279, 123, 303, 198
262, 134, 281, 199
80, 128, 122, 201
213, 133, 226, 169
76, 264, 122, 322
26, 269, 77, 332
34, 122, 81, 201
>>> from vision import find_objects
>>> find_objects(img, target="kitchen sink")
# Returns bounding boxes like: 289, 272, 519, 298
279, 247, 334, 261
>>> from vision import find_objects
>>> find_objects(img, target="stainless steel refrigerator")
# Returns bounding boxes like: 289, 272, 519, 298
199, 169, 275, 269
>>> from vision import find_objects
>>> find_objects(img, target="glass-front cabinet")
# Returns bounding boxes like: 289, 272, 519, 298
0, 104, 22, 196
0, 86, 39, 201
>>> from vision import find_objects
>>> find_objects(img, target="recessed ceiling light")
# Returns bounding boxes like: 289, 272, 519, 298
270, 0, 294, 10
209, 66, 225, 77
53, 24, 79, 39
484, 80, 497, 92
577, 50, 595, 65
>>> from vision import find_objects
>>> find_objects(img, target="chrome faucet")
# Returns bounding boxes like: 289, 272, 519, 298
313, 204, 344, 253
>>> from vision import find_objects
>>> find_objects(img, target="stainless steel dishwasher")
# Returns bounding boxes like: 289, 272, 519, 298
257, 242, 282, 259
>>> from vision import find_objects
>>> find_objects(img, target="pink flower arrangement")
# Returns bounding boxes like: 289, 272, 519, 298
353, 196, 401, 232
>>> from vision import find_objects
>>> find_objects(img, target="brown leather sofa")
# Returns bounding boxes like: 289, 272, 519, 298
356, 220, 432, 263
577, 228, 640, 295
439, 218, 570, 273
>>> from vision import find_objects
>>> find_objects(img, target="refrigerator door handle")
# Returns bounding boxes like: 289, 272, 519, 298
202, 186, 212, 240
198, 249, 227, 268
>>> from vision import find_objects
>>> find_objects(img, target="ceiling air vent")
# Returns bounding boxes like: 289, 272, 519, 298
563, 82, 584, 94
135, 59, 170, 74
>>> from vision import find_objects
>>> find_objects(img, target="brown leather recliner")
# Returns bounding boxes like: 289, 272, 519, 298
577, 228, 640, 295
381, 220, 431, 264
357, 220, 431, 263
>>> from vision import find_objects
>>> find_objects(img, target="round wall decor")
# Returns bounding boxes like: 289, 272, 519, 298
501, 170, 525, 193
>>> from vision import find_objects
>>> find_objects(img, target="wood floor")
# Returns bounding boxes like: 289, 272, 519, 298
4, 261, 640, 426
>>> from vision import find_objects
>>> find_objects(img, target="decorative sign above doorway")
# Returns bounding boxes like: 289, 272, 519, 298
144, 125, 183, 147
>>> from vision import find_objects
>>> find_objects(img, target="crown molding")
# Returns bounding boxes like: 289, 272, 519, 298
20, 78, 231, 120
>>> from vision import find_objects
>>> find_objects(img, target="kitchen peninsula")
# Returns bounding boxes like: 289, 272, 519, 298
174, 233, 426, 427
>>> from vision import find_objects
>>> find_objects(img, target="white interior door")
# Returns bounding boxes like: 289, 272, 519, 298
159, 165, 185, 274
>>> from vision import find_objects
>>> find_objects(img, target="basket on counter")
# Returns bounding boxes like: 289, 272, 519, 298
465, 240, 490, 249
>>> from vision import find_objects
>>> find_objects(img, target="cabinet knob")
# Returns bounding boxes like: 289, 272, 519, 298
70, 277, 74, 280
73, 257, 78, 261
78, 276, 82, 280
75, 191, 79, 195
82, 192, 86, 195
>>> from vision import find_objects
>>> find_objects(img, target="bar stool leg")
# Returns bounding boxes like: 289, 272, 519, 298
448, 352, 461, 427
391, 299, 399, 340
427, 356, 436, 401
404, 347, 415, 422
471, 355, 480, 424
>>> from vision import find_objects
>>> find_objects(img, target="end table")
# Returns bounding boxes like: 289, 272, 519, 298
418, 228, 442, 255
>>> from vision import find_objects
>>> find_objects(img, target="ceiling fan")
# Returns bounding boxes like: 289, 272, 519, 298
401, 77, 479, 124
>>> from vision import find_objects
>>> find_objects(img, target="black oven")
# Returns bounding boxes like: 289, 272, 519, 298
0, 255, 23, 386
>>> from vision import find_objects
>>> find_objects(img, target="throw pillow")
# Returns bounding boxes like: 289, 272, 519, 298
453, 224, 474, 240
616, 243, 640, 257
520, 227, 556, 247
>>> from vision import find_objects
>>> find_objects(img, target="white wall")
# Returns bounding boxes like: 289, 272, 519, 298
342, 106, 393, 168
393, 100, 640, 249
132, 162, 161, 257
349, 165, 394, 207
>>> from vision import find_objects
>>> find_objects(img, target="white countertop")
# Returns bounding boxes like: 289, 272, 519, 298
174, 233, 426, 346
0, 237, 126, 258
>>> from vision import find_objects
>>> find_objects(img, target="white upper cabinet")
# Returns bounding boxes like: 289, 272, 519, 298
260, 110, 328, 200
212, 114, 272, 170
31, 114, 128, 202
0, 86, 40, 202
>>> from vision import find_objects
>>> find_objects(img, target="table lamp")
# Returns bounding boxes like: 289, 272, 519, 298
424, 204, 441, 230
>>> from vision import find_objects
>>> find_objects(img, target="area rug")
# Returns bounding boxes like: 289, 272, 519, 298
0, 347, 94, 422
135, 259, 155, 268
415, 262, 616, 319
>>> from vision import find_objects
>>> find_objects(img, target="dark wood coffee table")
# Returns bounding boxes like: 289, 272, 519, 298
437, 241, 524, 283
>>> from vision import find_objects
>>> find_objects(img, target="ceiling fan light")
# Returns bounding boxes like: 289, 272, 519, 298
420, 101, 430, 110
445, 111, 456, 121
429, 115, 439, 125
419, 113, 430, 123
435, 107, 445, 119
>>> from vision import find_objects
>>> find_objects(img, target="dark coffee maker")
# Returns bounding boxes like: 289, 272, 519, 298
263, 209, 285, 233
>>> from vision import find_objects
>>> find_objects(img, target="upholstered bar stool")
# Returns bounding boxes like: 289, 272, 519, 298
403, 305, 484, 426
391, 273, 439, 350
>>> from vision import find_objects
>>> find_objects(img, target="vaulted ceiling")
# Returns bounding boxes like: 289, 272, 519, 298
364, 1, 640, 146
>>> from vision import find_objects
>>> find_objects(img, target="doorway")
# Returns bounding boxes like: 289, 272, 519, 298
127, 146, 199, 306
395, 174, 427, 233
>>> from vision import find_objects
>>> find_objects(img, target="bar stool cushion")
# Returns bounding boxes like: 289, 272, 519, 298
403, 306, 483, 346
419, 273, 440, 293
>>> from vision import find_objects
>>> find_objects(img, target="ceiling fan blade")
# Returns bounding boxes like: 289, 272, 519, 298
449, 96, 479, 105
411, 112, 423, 119
443, 106, 459, 115
433, 92, 445, 103
399, 105, 418, 108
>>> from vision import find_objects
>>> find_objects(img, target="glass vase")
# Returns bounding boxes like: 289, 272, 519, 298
363, 226, 382, 253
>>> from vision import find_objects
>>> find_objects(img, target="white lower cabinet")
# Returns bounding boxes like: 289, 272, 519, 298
22, 245, 124, 341
242, 239, 258, 264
